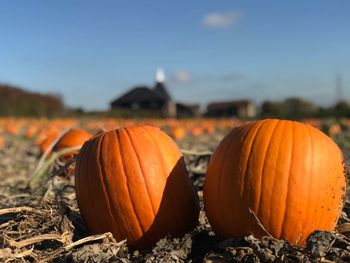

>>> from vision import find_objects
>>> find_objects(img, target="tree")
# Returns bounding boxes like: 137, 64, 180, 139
261, 97, 318, 119
0, 83, 65, 117
333, 101, 350, 117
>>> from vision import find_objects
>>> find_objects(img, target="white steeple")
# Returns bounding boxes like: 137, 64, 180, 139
156, 68, 165, 83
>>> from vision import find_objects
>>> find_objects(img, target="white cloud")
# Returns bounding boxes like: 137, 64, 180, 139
170, 71, 191, 85
203, 11, 241, 28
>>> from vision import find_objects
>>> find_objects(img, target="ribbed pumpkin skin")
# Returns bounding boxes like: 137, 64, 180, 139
204, 119, 346, 246
75, 125, 199, 249
53, 128, 93, 155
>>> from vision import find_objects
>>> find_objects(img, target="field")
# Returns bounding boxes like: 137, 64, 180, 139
1, 117, 350, 262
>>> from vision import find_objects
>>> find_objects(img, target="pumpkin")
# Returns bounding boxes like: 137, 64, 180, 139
170, 127, 186, 141
75, 125, 199, 249
38, 130, 60, 154
52, 128, 93, 157
203, 124, 215, 134
5, 123, 21, 135
0, 136, 5, 149
24, 126, 36, 139
204, 119, 346, 246
328, 123, 342, 137
190, 127, 204, 137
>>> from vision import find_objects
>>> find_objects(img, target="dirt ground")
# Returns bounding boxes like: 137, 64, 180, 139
1, 132, 350, 262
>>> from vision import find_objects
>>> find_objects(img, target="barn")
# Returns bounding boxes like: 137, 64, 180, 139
110, 69, 199, 118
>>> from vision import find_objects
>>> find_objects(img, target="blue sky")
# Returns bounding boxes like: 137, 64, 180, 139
0, 0, 349, 110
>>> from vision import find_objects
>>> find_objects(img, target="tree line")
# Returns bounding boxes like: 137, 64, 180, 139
0, 83, 349, 119
0, 84, 65, 117
261, 97, 350, 119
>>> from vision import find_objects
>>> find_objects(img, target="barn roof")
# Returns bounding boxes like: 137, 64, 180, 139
154, 82, 171, 101
110, 86, 166, 107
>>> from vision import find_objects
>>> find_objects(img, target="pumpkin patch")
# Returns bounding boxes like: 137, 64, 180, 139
1, 117, 350, 261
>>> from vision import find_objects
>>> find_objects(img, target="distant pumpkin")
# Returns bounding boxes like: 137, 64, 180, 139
0, 136, 5, 149
328, 123, 342, 137
52, 128, 93, 157
23, 126, 37, 139
75, 125, 199, 249
5, 123, 20, 135
170, 127, 186, 140
190, 127, 204, 136
204, 119, 346, 246
38, 130, 60, 154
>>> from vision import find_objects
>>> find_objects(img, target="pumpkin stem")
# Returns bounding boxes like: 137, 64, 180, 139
28, 146, 80, 192
32, 129, 70, 176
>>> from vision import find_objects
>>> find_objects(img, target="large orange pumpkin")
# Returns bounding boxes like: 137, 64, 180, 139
75, 125, 199, 249
204, 119, 346, 246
